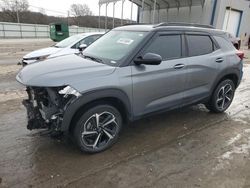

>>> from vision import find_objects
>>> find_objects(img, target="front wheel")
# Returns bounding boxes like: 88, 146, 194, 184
73, 104, 122, 153
206, 79, 235, 113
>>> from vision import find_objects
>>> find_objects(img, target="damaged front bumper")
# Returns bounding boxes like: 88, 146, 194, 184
22, 86, 80, 131
22, 99, 51, 130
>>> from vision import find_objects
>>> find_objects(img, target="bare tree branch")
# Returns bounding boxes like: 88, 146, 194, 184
70, 3, 92, 17
0, 0, 29, 22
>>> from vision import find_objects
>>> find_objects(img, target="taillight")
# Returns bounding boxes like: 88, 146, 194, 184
236, 51, 244, 60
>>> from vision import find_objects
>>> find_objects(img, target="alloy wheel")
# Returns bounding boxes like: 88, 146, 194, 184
216, 83, 233, 110
81, 111, 118, 149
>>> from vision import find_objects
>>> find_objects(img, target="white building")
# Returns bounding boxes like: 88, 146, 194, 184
134, 0, 250, 40
99, 0, 250, 44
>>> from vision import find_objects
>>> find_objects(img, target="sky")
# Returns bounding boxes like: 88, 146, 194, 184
28, 0, 138, 21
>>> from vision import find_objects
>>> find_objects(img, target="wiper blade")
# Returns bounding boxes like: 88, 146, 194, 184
83, 55, 103, 63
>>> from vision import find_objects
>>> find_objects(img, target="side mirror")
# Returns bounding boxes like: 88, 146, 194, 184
78, 44, 88, 52
134, 53, 162, 65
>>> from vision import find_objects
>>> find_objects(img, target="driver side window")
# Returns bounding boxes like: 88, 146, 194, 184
143, 34, 182, 60
72, 35, 101, 49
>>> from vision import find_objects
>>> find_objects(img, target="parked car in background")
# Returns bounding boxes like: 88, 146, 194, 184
20, 32, 104, 66
17, 23, 244, 153
226, 32, 241, 50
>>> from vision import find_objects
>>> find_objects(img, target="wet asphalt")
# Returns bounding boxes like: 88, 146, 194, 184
0, 40, 250, 187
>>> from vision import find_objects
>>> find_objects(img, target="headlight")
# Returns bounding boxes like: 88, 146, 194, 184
24, 55, 49, 61
36, 55, 49, 61
58, 86, 81, 98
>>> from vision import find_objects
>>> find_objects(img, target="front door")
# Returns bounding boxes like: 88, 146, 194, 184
131, 33, 188, 117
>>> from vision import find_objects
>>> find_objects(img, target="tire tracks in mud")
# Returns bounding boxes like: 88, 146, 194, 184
62, 97, 250, 187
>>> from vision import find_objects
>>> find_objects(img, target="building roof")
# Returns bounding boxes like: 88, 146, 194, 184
129, 0, 205, 10
99, 0, 206, 9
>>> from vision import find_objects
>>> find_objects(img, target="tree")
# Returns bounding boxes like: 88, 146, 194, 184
70, 3, 92, 17
0, 0, 29, 22
70, 3, 92, 25
0, 0, 29, 12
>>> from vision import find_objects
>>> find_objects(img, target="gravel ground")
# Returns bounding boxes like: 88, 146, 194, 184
0, 38, 55, 65
0, 39, 250, 188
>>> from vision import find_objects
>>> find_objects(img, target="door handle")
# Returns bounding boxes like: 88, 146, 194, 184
215, 58, 224, 63
174, 64, 185, 69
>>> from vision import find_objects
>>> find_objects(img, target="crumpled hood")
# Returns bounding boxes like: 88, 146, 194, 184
23, 47, 62, 59
17, 54, 116, 87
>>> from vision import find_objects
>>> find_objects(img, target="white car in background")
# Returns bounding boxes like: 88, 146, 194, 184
21, 32, 104, 65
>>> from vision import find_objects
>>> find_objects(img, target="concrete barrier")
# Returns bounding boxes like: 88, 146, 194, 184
0, 22, 105, 39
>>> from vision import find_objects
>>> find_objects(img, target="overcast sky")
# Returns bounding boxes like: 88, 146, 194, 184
28, 0, 138, 21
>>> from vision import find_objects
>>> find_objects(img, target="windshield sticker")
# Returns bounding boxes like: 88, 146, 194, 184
117, 38, 134, 45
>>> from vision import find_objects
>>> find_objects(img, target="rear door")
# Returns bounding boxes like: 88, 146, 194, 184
131, 32, 188, 117
183, 33, 221, 105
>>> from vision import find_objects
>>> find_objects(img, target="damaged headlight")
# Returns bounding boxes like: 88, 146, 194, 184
37, 55, 49, 61
58, 86, 82, 98
25, 55, 50, 61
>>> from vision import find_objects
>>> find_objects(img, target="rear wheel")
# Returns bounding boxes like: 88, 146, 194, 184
206, 79, 235, 113
73, 104, 122, 153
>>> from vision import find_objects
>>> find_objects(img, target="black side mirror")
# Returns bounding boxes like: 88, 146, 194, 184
78, 44, 88, 52
134, 53, 162, 65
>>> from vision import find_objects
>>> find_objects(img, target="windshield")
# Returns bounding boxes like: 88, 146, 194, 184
82, 30, 148, 64
55, 34, 85, 48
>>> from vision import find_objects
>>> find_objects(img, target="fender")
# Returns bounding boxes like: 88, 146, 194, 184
61, 88, 132, 131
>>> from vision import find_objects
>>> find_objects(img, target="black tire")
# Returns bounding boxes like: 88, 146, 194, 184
73, 104, 122, 153
206, 79, 235, 113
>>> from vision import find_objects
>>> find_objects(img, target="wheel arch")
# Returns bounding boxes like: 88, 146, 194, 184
211, 68, 240, 97
61, 88, 132, 132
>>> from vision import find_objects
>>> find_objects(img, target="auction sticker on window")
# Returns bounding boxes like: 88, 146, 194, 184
117, 38, 134, 45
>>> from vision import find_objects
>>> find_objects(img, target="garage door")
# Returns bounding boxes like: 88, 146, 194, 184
222, 8, 242, 37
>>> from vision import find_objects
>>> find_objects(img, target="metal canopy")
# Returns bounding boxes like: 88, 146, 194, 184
99, 0, 121, 5
129, 0, 205, 10
98, 0, 205, 29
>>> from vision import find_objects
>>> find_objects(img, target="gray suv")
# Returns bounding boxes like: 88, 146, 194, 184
16, 23, 244, 153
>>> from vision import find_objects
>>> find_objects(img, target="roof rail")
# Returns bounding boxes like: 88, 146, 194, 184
122, 23, 150, 26
154, 22, 215, 29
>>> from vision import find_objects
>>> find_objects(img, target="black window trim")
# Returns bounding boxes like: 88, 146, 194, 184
138, 31, 185, 62
71, 34, 101, 49
184, 33, 219, 57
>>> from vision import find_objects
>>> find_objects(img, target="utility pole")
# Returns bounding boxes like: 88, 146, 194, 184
16, 0, 20, 23
130, 0, 133, 23
99, 3, 101, 30
113, 2, 116, 28
67, 11, 70, 25
152, 0, 156, 24
105, 3, 108, 31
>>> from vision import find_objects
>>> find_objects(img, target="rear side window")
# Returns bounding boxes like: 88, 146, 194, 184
186, 35, 214, 56
144, 35, 181, 60
214, 35, 236, 51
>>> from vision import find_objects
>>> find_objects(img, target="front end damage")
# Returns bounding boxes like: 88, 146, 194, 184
22, 86, 81, 132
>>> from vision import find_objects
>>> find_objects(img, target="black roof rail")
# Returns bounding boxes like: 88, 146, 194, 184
154, 22, 215, 29
122, 23, 150, 26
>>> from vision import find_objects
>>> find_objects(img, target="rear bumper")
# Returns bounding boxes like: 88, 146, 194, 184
238, 68, 243, 87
